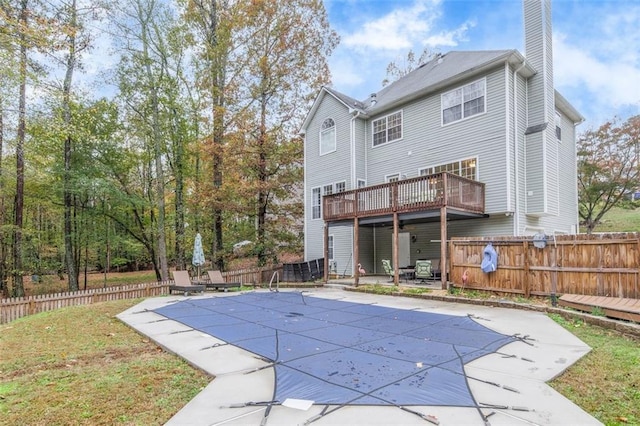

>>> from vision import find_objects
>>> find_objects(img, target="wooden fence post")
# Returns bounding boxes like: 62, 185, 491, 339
523, 241, 530, 298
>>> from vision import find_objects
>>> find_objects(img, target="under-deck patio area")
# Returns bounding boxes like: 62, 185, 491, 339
321, 172, 487, 288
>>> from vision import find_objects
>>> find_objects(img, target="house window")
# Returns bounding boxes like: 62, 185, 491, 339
555, 111, 562, 141
327, 235, 334, 261
386, 174, 400, 183
320, 118, 336, 155
442, 79, 486, 125
420, 157, 478, 180
323, 184, 333, 196
312, 187, 321, 219
335, 181, 346, 193
460, 158, 477, 180
372, 111, 402, 146
357, 179, 366, 189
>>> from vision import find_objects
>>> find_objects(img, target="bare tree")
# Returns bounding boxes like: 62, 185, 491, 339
382, 47, 435, 87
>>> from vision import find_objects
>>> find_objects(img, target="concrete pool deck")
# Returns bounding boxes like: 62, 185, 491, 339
117, 287, 601, 426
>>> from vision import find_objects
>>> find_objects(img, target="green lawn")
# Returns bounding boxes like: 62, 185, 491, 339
588, 206, 640, 233
0, 300, 211, 425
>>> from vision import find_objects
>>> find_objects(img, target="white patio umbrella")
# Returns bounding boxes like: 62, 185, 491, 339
192, 233, 205, 279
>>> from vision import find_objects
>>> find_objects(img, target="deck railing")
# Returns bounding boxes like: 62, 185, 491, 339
322, 172, 485, 221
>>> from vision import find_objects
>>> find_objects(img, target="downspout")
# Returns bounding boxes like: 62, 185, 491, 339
505, 63, 512, 212
513, 60, 527, 236
350, 110, 361, 276
301, 130, 308, 260
350, 110, 361, 189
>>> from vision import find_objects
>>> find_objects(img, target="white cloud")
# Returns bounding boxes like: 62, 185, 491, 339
553, 6, 640, 127
330, 0, 474, 98
423, 20, 475, 47
342, 0, 443, 51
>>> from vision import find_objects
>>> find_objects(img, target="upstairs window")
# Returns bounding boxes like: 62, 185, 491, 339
555, 111, 562, 141
312, 187, 321, 219
420, 157, 478, 180
372, 111, 403, 146
442, 79, 486, 125
320, 118, 336, 155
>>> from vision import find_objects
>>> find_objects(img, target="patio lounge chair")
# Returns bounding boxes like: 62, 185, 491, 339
206, 270, 241, 292
381, 259, 395, 282
169, 270, 205, 296
414, 260, 432, 284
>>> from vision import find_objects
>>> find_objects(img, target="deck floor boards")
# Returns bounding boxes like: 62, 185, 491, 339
559, 294, 640, 322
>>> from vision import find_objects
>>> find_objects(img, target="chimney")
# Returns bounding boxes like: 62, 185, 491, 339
370, 93, 377, 107
523, 0, 559, 216
524, 0, 554, 127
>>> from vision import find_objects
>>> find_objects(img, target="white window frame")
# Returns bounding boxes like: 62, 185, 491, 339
357, 179, 366, 189
555, 111, 562, 141
419, 157, 478, 180
319, 118, 336, 155
327, 234, 334, 261
441, 78, 486, 126
335, 181, 346, 193
311, 187, 321, 219
372, 110, 403, 147
385, 173, 400, 183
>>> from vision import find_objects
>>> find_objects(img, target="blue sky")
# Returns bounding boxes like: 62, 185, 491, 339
324, 0, 640, 129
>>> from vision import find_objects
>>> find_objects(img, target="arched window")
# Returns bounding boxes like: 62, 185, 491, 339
320, 118, 336, 155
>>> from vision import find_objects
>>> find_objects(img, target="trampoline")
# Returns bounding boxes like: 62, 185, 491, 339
153, 291, 521, 424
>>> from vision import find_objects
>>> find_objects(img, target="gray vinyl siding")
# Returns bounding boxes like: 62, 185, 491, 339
354, 118, 367, 188
304, 93, 353, 261
524, 0, 553, 127
535, 110, 578, 233
327, 223, 353, 276
525, 131, 545, 214
357, 227, 375, 274
363, 68, 509, 213
515, 72, 529, 234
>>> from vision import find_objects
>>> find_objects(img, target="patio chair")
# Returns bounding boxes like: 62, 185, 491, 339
430, 259, 442, 280
206, 270, 241, 292
381, 259, 395, 282
414, 260, 432, 284
169, 270, 205, 296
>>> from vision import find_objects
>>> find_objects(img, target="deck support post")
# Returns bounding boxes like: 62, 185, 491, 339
354, 217, 360, 287
393, 212, 399, 286
440, 206, 447, 290
323, 224, 329, 283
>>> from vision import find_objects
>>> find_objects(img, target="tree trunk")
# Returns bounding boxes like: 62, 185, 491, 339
256, 93, 268, 266
174, 135, 186, 271
63, 0, 79, 291
0, 101, 8, 298
140, 6, 169, 281
12, 0, 28, 297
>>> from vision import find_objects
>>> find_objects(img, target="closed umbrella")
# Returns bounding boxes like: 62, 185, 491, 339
192, 233, 205, 279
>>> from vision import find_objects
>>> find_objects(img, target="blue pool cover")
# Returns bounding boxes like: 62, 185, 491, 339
154, 292, 516, 407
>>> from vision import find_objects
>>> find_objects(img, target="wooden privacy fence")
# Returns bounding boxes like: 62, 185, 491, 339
449, 232, 640, 299
0, 281, 169, 324
222, 265, 283, 285
1, 265, 283, 324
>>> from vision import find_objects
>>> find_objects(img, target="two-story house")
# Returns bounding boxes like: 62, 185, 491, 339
301, 0, 583, 287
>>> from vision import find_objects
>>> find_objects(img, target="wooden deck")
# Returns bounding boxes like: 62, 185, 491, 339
322, 172, 485, 222
559, 294, 640, 322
